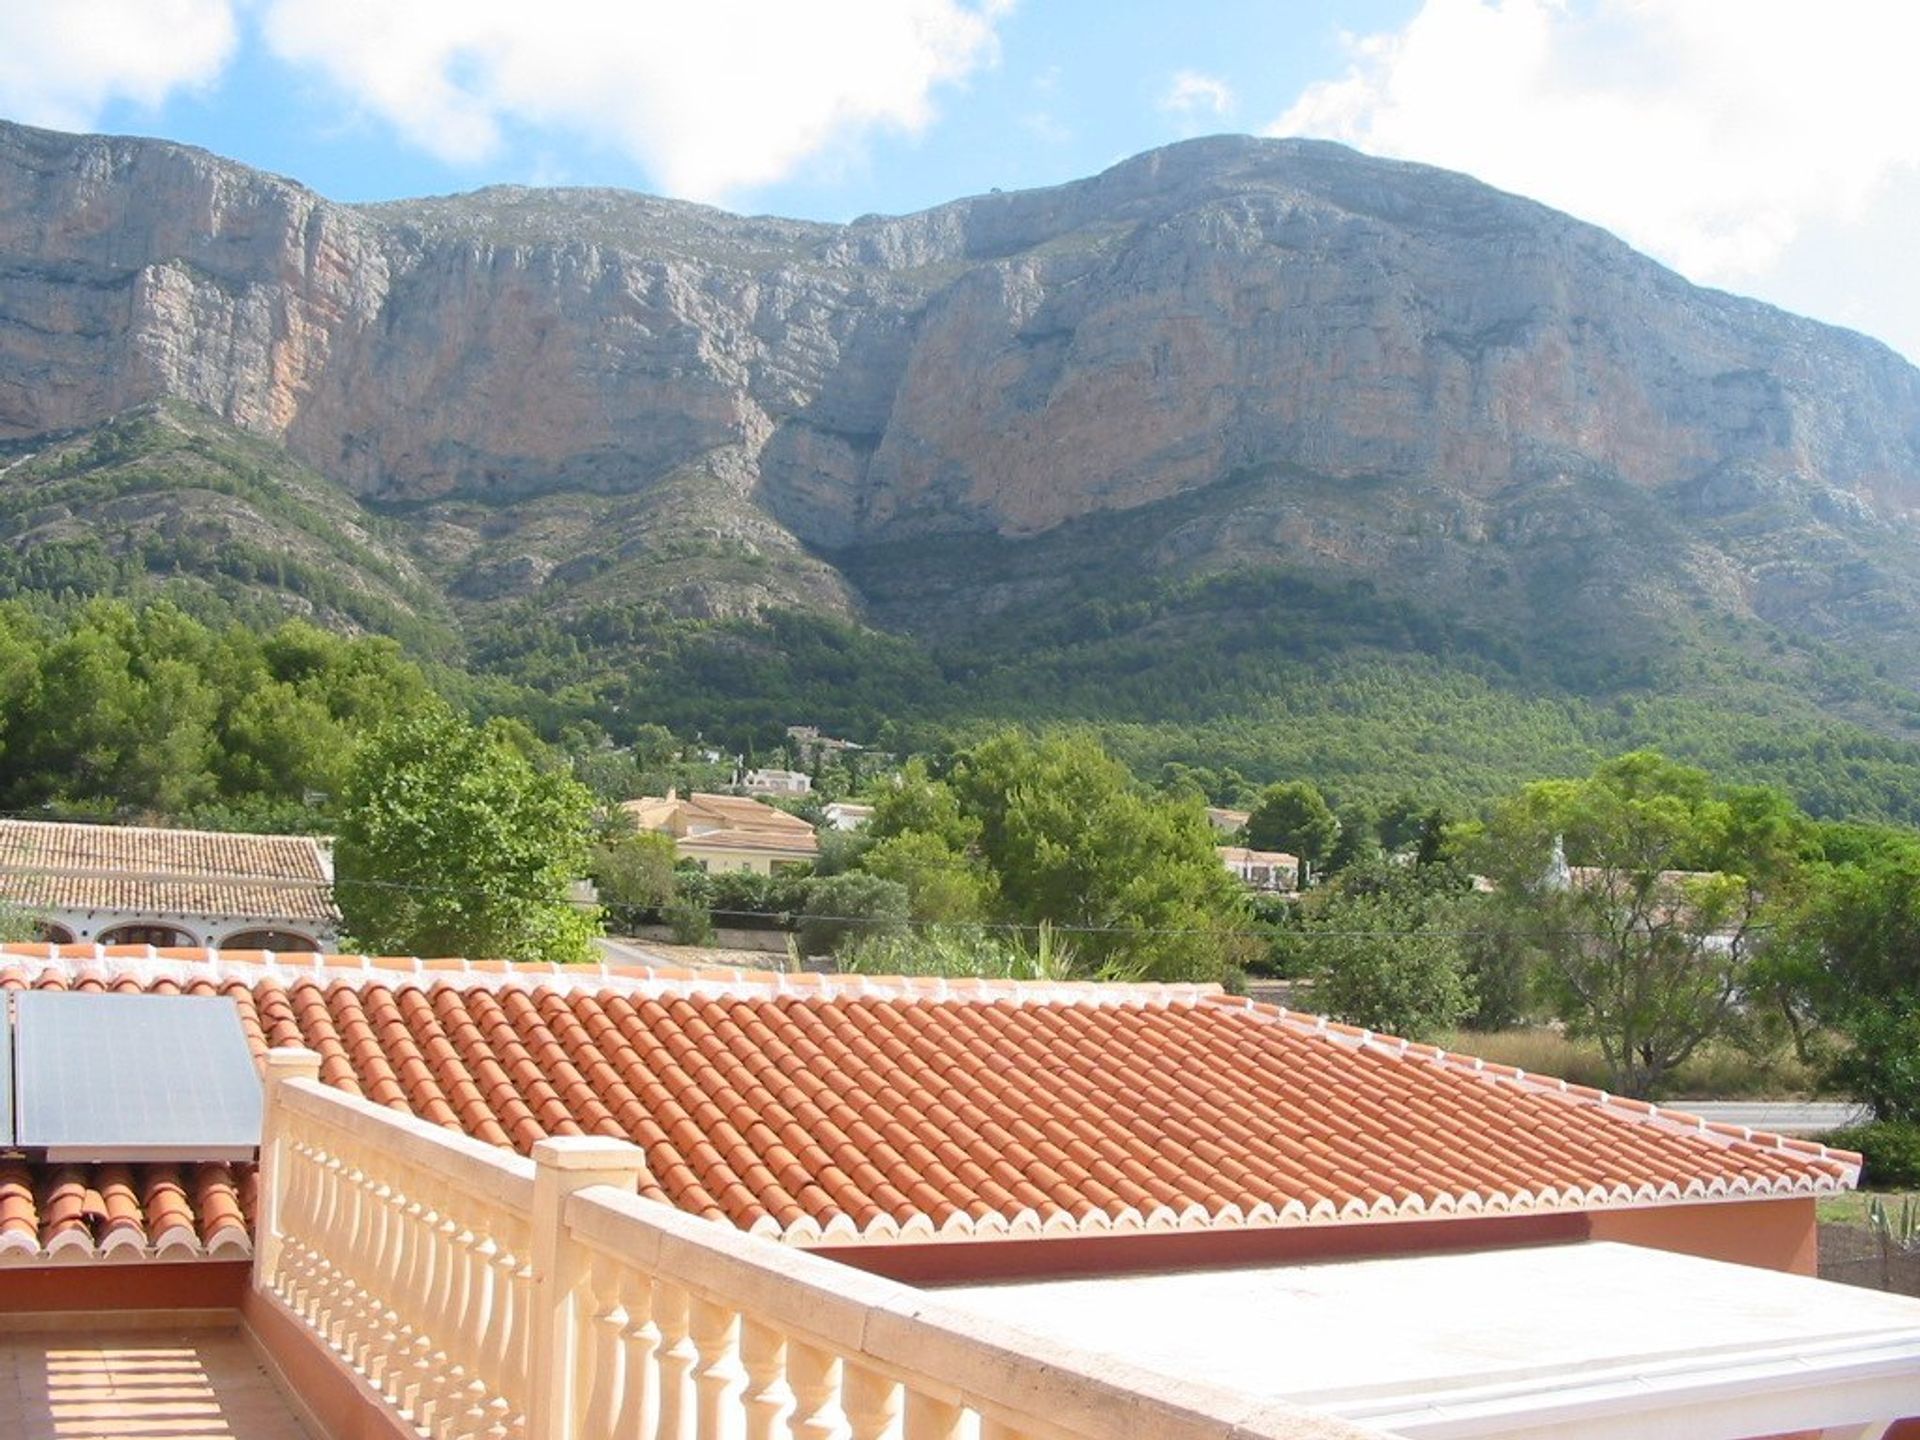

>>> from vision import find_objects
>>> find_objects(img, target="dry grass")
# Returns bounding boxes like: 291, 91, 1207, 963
1818, 1190, 1920, 1227
1437, 1027, 1820, 1100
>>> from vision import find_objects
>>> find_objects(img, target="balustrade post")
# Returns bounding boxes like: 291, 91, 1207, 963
525, 1136, 649, 1440
253, 1047, 323, 1293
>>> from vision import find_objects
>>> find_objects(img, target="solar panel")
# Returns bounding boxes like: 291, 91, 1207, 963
13, 992, 261, 1162
0, 1004, 12, 1148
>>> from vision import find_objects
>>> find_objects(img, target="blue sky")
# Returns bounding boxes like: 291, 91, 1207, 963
3, 1, 1917, 360
68, 1, 1412, 217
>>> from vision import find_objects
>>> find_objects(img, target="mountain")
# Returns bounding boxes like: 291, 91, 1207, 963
4, 119, 1920, 814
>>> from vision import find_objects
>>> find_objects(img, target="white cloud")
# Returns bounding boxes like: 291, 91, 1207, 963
259, 0, 1010, 204
1162, 69, 1235, 120
1274, 0, 1920, 361
0, 0, 237, 131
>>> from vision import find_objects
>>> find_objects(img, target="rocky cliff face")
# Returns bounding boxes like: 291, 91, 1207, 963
3, 120, 1920, 661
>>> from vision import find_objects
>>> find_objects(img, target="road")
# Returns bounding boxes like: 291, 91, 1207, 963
1677, 1101, 1867, 1136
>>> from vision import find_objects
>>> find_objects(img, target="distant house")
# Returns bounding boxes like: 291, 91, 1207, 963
742, 767, 812, 796
1206, 806, 1251, 835
786, 725, 862, 767
623, 791, 819, 875
1219, 844, 1300, 894
822, 801, 875, 831
0, 818, 340, 950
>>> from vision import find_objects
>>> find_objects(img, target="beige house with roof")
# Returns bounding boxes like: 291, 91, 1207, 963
1219, 843, 1300, 893
623, 790, 819, 874
0, 818, 339, 950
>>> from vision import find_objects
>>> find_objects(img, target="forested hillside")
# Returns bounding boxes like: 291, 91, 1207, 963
4, 122, 1920, 823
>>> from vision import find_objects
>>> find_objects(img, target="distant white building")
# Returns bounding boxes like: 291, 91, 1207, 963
743, 768, 812, 796
1218, 844, 1300, 894
0, 818, 341, 950
822, 801, 875, 831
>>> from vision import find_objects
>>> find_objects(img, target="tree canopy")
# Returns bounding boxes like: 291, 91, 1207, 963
0, 598, 433, 828
857, 731, 1251, 981
1245, 781, 1338, 871
1472, 751, 1808, 1096
335, 705, 599, 964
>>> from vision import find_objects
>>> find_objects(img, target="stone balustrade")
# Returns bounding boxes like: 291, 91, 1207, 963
253, 1046, 1377, 1440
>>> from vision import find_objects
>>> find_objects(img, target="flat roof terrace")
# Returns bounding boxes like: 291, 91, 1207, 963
938, 1240, 1920, 1440
0, 1324, 314, 1439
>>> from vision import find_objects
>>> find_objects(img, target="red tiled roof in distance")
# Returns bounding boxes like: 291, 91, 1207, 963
0, 819, 338, 923
0, 946, 1859, 1250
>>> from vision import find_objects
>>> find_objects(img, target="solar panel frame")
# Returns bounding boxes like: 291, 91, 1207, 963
13, 992, 261, 1162
0, 1001, 12, 1148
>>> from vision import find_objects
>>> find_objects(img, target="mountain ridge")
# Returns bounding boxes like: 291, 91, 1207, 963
5, 119, 1920, 815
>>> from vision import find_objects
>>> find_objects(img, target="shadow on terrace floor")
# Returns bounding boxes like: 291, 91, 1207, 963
0, 1327, 313, 1439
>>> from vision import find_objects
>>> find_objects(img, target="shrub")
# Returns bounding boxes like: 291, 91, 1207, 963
798, 872, 910, 956
663, 895, 714, 946
1823, 1121, 1920, 1190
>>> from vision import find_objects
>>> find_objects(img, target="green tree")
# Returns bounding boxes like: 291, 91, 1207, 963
1767, 851, 1920, 1121
590, 830, 680, 927
860, 829, 997, 923
867, 758, 980, 850
1246, 781, 1337, 874
797, 871, 911, 956
1295, 860, 1476, 1039
1324, 802, 1380, 875
336, 705, 600, 963
1475, 752, 1807, 1097
951, 730, 1251, 981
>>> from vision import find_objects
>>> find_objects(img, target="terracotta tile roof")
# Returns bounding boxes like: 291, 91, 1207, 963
625, 793, 817, 837
1217, 845, 1300, 868
0, 1160, 252, 1263
0, 946, 1858, 1251
0, 820, 330, 881
0, 873, 341, 924
678, 827, 820, 856
0, 820, 337, 924
682, 793, 816, 832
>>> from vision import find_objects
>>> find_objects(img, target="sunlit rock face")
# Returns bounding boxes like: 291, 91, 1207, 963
3, 120, 1918, 651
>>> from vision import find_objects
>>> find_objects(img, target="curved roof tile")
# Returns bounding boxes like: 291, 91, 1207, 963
0, 945, 1859, 1248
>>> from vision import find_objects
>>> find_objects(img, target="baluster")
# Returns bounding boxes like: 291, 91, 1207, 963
449, 1223, 497, 1437
739, 1319, 790, 1440
578, 1260, 628, 1440
421, 1183, 468, 1434
342, 1166, 381, 1366
435, 1214, 480, 1439
842, 1365, 901, 1440
654, 1282, 698, 1440
367, 1175, 413, 1391
312, 1150, 349, 1341
785, 1343, 846, 1440
390, 1174, 438, 1410
397, 1189, 444, 1423
280, 1142, 321, 1314
977, 1423, 1032, 1440
901, 1392, 965, 1440
357, 1177, 397, 1377
689, 1297, 745, 1440
613, 1271, 660, 1439
473, 1233, 512, 1417
328, 1157, 361, 1353
505, 1246, 536, 1421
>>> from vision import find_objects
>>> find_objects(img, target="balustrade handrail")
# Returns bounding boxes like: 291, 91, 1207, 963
255, 1047, 1380, 1440
277, 1076, 537, 1212
565, 1183, 1368, 1440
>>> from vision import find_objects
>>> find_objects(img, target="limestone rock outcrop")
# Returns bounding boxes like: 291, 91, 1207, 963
3, 120, 1919, 656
